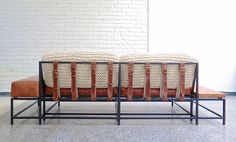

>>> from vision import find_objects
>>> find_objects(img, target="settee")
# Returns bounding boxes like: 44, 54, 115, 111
10, 51, 225, 125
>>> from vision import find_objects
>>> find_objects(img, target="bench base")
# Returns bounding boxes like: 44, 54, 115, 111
11, 97, 41, 125
10, 75, 226, 125
195, 98, 225, 125
10, 96, 225, 125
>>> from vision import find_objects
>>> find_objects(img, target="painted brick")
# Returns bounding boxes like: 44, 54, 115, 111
0, 0, 147, 92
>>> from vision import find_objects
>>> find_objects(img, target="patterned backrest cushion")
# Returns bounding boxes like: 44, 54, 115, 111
42, 51, 119, 88
42, 52, 197, 90
120, 53, 197, 89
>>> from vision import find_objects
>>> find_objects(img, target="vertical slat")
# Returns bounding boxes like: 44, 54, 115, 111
107, 62, 113, 101
71, 62, 78, 100
145, 63, 151, 101
91, 62, 97, 101
161, 63, 168, 101
127, 62, 134, 101
178, 63, 185, 101
53, 61, 60, 101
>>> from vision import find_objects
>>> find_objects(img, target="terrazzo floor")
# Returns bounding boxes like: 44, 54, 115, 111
0, 96, 235, 142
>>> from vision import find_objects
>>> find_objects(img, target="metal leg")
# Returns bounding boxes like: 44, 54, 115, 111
115, 100, 120, 125
195, 63, 199, 125
195, 98, 199, 125
58, 100, 60, 107
11, 98, 14, 125
190, 98, 193, 122
117, 101, 120, 125
10, 97, 40, 125
171, 98, 174, 107
38, 97, 41, 125
223, 99, 226, 125
43, 97, 46, 121
117, 63, 121, 125
38, 99, 40, 106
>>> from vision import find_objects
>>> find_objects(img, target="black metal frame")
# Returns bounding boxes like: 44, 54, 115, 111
39, 61, 120, 124
116, 62, 199, 125
10, 97, 41, 125
195, 98, 226, 125
10, 61, 226, 125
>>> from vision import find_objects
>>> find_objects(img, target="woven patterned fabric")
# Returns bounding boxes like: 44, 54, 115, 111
42, 52, 197, 90
42, 51, 119, 88
120, 53, 197, 88
42, 51, 120, 62
120, 53, 197, 63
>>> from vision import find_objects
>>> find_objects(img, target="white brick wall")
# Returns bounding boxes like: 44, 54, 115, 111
0, 0, 148, 92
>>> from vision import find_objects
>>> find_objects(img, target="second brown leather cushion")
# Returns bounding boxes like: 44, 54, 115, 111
10, 75, 192, 98
11, 76, 39, 97
45, 87, 192, 97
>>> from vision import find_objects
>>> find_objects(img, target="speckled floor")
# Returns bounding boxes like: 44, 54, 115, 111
0, 96, 235, 142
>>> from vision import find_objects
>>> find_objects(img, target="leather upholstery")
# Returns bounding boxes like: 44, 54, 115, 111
179, 63, 185, 101
53, 61, 59, 101
122, 88, 192, 97
107, 62, 113, 101
10, 75, 192, 99
145, 63, 151, 100
45, 87, 118, 97
127, 62, 134, 101
11, 76, 39, 97
71, 62, 78, 100
45, 87, 192, 97
161, 64, 168, 101
91, 62, 97, 101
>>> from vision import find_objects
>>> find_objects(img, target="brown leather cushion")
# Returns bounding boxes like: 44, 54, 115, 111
45, 87, 118, 97
121, 88, 192, 97
10, 74, 192, 98
45, 87, 192, 97
11, 76, 39, 97
197, 87, 225, 99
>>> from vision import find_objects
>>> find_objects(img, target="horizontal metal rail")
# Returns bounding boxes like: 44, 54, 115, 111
43, 97, 196, 102
46, 113, 117, 115
44, 116, 117, 119
120, 117, 196, 119
44, 97, 117, 102
13, 97, 39, 100
120, 113, 190, 115
45, 112, 190, 116
197, 117, 223, 119
22, 97, 223, 102
14, 116, 40, 119
194, 98, 224, 101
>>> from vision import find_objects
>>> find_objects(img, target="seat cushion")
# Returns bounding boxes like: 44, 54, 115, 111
45, 87, 118, 97
197, 86, 225, 99
121, 88, 192, 97
11, 76, 39, 97
44, 87, 192, 98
